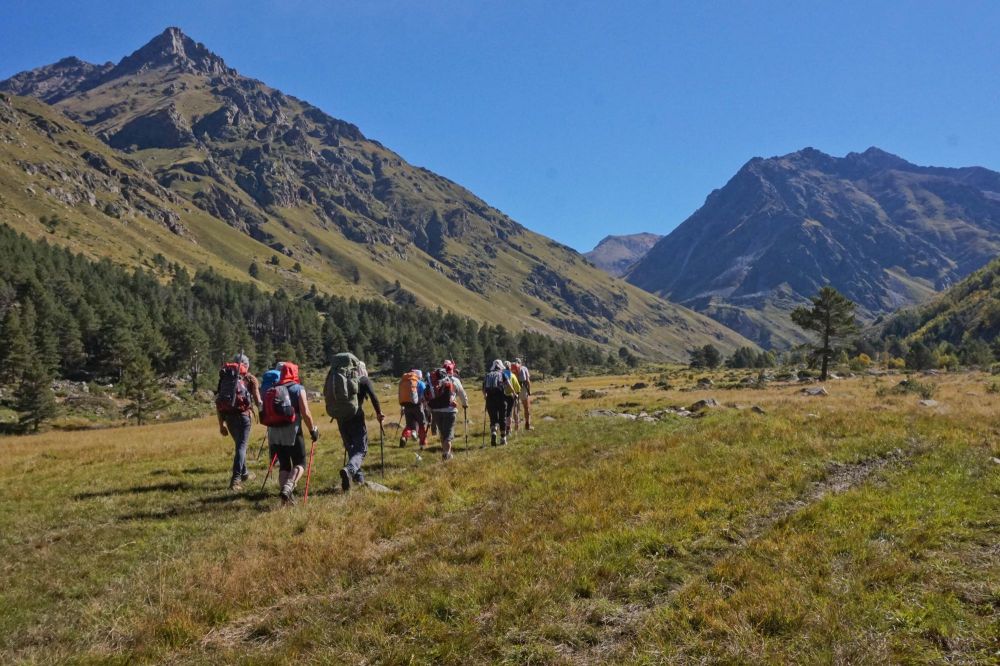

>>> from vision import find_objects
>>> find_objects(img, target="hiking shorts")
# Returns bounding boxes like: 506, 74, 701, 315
432, 411, 457, 442
269, 424, 306, 471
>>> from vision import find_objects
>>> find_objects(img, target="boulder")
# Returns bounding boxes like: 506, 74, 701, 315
918, 399, 939, 407
688, 398, 720, 412
801, 387, 829, 396
751, 405, 766, 415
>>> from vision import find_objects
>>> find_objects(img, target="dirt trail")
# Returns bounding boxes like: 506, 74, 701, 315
572, 443, 919, 664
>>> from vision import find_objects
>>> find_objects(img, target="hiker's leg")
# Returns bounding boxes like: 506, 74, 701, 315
522, 394, 531, 429
227, 412, 251, 481
344, 419, 369, 481
286, 434, 306, 490
438, 412, 456, 458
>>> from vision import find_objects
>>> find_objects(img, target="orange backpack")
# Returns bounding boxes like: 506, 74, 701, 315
398, 371, 420, 406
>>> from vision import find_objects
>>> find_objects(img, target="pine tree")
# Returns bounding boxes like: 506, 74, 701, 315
16, 355, 57, 433
121, 355, 167, 425
0, 308, 32, 383
791, 286, 858, 381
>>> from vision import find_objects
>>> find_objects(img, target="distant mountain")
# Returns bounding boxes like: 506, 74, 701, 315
585, 233, 662, 276
0, 28, 753, 360
626, 147, 1000, 348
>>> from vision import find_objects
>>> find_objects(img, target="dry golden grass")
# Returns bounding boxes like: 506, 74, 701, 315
1, 371, 997, 663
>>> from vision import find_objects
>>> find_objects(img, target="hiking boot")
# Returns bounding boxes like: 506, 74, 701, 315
354, 472, 365, 486
280, 483, 296, 505
241, 471, 257, 483
443, 451, 454, 461
229, 478, 243, 491
501, 436, 508, 446
491, 432, 497, 446
340, 467, 351, 492
398, 436, 407, 448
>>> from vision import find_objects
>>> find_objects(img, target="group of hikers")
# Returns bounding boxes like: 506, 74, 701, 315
214, 352, 532, 504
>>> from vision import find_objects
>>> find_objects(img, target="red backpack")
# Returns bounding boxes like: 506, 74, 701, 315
261, 384, 298, 427
427, 369, 456, 410
215, 362, 250, 414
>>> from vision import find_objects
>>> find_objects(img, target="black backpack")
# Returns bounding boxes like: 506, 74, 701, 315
216, 362, 250, 414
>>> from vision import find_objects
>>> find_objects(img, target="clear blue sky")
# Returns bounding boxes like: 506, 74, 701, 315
3, 1, 999, 251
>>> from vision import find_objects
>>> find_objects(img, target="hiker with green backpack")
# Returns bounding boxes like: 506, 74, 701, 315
324, 352, 384, 492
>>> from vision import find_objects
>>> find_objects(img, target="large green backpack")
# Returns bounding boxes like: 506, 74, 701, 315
324, 352, 361, 420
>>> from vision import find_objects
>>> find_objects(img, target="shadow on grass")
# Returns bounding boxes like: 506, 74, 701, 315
116, 491, 276, 521
74, 481, 196, 500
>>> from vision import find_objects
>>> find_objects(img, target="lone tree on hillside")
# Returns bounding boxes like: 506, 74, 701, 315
791, 286, 858, 381
16, 355, 57, 433
121, 355, 167, 425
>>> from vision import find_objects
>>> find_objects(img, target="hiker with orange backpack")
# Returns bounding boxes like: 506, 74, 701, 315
426, 364, 468, 460
216, 353, 262, 491
397, 368, 428, 449
260, 361, 318, 505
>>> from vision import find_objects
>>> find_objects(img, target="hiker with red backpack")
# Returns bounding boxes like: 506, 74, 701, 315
483, 359, 514, 446
216, 354, 263, 491
324, 352, 384, 492
426, 363, 469, 460
260, 362, 318, 505
397, 369, 428, 449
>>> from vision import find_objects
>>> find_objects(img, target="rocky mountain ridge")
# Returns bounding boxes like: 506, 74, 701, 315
626, 147, 1000, 348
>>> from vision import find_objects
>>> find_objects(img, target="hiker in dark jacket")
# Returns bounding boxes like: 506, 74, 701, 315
337, 362, 384, 492
482, 358, 513, 446
217, 354, 262, 491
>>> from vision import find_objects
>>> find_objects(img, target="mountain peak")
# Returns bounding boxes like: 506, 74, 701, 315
111, 27, 232, 78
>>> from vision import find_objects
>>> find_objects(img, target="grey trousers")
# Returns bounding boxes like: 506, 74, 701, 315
225, 412, 253, 480
338, 416, 369, 482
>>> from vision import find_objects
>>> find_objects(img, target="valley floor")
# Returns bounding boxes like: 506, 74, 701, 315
1, 373, 998, 664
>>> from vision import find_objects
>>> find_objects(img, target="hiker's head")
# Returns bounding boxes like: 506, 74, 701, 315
443, 359, 456, 375
514, 358, 523, 366
278, 362, 300, 385
503, 360, 512, 369
357, 361, 368, 378
435, 367, 448, 382
412, 369, 423, 380
234, 353, 250, 369
491, 359, 504, 371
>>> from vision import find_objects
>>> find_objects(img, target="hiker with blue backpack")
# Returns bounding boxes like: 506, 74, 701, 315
324, 353, 384, 492
260, 362, 319, 504
216, 354, 262, 491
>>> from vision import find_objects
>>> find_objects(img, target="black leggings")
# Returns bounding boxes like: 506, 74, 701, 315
486, 392, 507, 434
274, 432, 307, 471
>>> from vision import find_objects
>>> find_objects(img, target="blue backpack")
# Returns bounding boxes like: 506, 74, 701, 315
261, 369, 281, 394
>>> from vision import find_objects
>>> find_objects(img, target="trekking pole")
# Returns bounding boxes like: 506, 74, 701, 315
260, 452, 278, 493
481, 404, 487, 448
304, 436, 317, 505
379, 422, 386, 478
255, 433, 267, 461
464, 406, 469, 454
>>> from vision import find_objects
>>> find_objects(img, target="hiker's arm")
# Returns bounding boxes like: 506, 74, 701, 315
455, 378, 469, 408
299, 390, 317, 437
246, 374, 262, 408
362, 377, 384, 421
218, 411, 227, 436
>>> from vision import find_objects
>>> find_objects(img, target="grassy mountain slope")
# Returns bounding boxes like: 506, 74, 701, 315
877, 253, 1000, 347
627, 147, 1000, 349
0, 28, 751, 360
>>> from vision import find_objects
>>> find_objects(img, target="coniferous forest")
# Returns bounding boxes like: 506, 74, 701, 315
0, 225, 609, 395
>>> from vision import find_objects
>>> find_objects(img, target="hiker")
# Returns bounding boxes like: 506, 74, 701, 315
483, 359, 513, 446
260, 361, 318, 504
511, 358, 532, 430
216, 353, 262, 491
397, 368, 428, 449
426, 364, 469, 460
503, 360, 522, 434
324, 352, 384, 492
